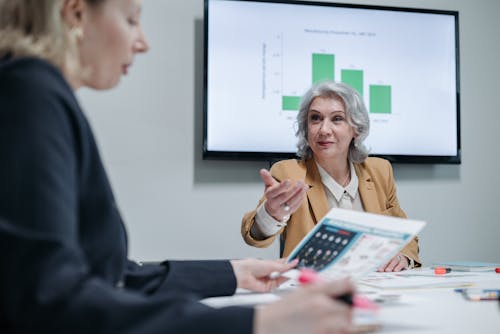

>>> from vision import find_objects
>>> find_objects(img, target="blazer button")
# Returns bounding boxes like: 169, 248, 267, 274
116, 280, 124, 289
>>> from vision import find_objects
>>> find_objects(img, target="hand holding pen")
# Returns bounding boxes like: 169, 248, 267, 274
269, 268, 378, 311
255, 275, 356, 334
231, 258, 299, 293
297, 268, 379, 311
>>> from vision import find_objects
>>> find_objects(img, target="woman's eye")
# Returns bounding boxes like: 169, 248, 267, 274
333, 116, 344, 122
128, 18, 139, 26
309, 114, 321, 122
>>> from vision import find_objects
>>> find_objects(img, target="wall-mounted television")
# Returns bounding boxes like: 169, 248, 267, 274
203, 0, 460, 164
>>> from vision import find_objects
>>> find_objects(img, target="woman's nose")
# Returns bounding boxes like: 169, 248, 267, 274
319, 120, 331, 133
134, 27, 150, 53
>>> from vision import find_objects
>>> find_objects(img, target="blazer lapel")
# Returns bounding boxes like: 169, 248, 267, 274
355, 163, 382, 214
304, 159, 329, 223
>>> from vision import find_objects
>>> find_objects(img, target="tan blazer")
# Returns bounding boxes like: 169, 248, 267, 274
241, 157, 421, 266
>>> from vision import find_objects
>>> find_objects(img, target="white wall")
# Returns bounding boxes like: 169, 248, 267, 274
78, 0, 500, 264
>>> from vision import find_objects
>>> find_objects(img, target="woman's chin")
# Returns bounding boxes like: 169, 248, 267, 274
87, 77, 121, 91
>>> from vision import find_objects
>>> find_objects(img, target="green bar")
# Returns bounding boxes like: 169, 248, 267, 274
282, 95, 301, 110
369, 85, 391, 114
341, 69, 363, 97
312, 53, 334, 83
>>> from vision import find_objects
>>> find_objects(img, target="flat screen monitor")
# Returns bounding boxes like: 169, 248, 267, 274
203, 0, 460, 163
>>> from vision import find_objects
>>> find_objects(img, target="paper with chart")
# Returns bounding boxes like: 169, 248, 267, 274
286, 208, 426, 280
357, 268, 488, 289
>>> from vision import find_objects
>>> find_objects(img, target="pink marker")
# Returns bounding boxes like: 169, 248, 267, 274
298, 268, 379, 311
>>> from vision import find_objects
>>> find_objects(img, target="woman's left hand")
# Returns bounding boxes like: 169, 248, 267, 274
230, 258, 298, 292
377, 253, 409, 272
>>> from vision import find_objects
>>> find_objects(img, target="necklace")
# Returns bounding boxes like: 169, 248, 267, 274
340, 168, 351, 188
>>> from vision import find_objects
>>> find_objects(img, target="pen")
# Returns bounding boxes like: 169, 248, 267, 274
298, 268, 378, 311
434, 267, 452, 275
269, 271, 282, 280
461, 289, 500, 301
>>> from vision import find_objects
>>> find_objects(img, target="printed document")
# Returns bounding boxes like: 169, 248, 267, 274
286, 208, 426, 280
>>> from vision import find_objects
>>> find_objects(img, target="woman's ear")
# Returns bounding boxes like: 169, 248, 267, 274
61, 0, 86, 27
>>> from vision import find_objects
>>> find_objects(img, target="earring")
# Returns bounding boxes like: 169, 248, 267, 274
70, 26, 84, 41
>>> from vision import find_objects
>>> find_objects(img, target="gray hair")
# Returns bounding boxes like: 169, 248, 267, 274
296, 81, 370, 163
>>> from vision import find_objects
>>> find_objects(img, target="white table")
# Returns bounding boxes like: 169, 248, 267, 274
373, 282, 500, 333
203, 269, 500, 333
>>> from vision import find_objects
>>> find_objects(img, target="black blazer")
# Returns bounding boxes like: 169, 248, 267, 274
0, 57, 253, 333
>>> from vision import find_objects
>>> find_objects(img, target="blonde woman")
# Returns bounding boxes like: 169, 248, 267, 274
0, 1, 355, 333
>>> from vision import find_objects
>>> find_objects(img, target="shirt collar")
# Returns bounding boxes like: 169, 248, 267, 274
316, 161, 359, 202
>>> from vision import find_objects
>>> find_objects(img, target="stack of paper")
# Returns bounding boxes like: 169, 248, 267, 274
358, 270, 476, 289
431, 261, 500, 272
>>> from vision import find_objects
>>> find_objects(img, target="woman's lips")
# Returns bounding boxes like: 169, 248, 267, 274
122, 64, 131, 75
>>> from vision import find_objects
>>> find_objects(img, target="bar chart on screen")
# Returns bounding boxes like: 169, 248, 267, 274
263, 29, 397, 116
279, 51, 392, 115
205, 0, 458, 158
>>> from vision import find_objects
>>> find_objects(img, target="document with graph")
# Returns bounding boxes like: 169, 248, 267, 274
286, 208, 426, 280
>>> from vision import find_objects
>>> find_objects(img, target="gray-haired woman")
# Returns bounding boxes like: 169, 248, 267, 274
242, 81, 420, 271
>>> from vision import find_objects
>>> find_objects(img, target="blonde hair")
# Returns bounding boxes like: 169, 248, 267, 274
0, 0, 79, 71
0, 0, 104, 76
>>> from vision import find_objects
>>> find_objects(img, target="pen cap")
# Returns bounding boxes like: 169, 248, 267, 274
298, 268, 322, 284
434, 267, 451, 275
